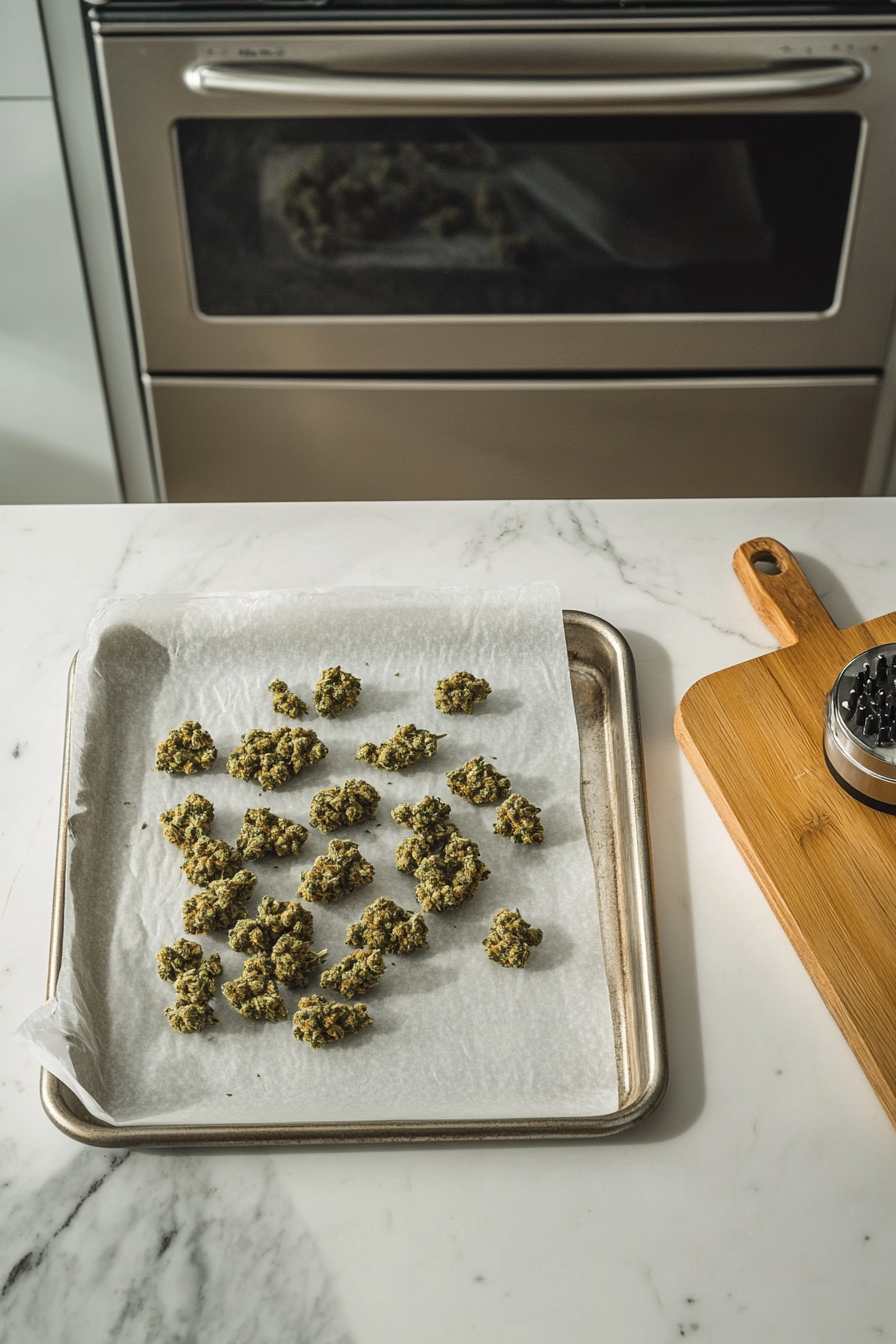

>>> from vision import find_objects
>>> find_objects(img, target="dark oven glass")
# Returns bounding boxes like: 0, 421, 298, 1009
176, 113, 861, 318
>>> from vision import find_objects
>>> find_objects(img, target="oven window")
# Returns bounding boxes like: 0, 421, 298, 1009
176, 113, 860, 318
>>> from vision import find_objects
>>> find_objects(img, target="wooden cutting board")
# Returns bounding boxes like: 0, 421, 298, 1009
674, 536, 896, 1127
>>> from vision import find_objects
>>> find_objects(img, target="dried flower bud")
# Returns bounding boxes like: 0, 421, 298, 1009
157, 938, 204, 981
181, 835, 243, 886
299, 838, 375, 904
159, 794, 214, 850
236, 807, 308, 861
226, 727, 328, 791
222, 954, 288, 1021
173, 954, 222, 1004
346, 896, 427, 955
414, 834, 489, 912
483, 908, 543, 968
320, 949, 385, 998
446, 755, 511, 805
228, 917, 273, 955
256, 896, 314, 941
292, 995, 373, 1048
313, 666, 362, 718
271, 934, 328, 989
392, 795, 458, 871
183, 869, 257, 934
356, 724, 444, 771
268, 678, 308, 719
155, 720, 217, 775
494, 793, 544, 845
434, 670, 491, 715
165, 1002, 218, 1033
309, 778, 380, 833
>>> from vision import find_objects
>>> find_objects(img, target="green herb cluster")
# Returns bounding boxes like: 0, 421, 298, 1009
228, 900, 327, 989
483, 908, 543, 969
236, 807, 308, 861
320, 948, 385, 999
414, 834, 490, 913
160, 793, 215, 849
222, 954, 288, 1022
226, 726, 328, 791
313, 666, 362, 718
155, 720, 217, 775
446, 755, 511, 805
298, 838, 375, 904
346, 897, 428, 955
309, 778, 380, 832
183, 868, 257, 935
434, 670, 491, 715
356, 723, 444, 771
292, 995, 373, 1049
494, 793, 544, 845
392, 794, 458, 873
158, 940, 222, 1032
268, 678, 308, 719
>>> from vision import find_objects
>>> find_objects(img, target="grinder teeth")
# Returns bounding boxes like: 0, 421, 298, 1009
841, 652, 896, 747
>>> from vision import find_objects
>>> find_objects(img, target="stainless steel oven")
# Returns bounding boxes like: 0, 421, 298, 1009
89, 9, 896, 499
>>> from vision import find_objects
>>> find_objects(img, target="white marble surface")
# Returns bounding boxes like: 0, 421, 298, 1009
1, 498, 895, 1344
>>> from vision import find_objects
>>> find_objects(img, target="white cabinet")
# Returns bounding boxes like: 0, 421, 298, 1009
0, 0, 50, 97
0, 88, 121, 503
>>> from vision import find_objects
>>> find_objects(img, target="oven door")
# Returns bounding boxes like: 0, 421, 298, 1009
96, 28, 896, 374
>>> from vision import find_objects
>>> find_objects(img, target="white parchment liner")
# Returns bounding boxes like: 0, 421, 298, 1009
19, 584, 618, 1125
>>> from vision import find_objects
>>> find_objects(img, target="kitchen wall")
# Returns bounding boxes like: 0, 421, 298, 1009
0, 0, 121, 504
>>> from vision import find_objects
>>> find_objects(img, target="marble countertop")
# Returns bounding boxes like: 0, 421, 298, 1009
1, 498, 894, 1344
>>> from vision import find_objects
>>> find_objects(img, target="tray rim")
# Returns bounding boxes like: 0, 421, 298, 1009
41, 608, 667, 1147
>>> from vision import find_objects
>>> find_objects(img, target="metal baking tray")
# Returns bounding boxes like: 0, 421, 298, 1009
41, 610, 667, 1146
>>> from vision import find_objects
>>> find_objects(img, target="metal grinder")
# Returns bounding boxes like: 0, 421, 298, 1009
824, 643, 896, 813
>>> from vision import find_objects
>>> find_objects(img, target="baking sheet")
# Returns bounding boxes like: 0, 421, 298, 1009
20, 584, 618, 1126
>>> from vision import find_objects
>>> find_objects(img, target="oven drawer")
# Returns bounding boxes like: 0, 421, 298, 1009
148, 374, 878, 501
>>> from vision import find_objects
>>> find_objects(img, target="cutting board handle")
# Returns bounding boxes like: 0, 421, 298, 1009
733, 537, 837, 647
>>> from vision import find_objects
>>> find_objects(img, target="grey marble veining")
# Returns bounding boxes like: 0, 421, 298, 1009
1, 498, 895, 1344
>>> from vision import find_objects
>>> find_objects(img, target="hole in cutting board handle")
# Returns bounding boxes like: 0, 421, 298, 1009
750, 550, 782, 576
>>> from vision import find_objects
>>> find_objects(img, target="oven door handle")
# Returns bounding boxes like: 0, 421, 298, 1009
184, 60, 865, 106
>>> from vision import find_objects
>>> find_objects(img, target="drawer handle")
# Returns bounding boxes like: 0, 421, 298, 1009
184, 60, 864, 106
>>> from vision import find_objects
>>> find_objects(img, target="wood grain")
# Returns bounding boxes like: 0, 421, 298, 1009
674, 537, 896, 1127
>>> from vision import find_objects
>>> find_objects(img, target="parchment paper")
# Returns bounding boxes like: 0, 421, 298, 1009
20, 584, 619, 1126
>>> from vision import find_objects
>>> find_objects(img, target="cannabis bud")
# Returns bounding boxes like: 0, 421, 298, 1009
157, 938, 204, 981
313, 666, 362, 718
356, 724, 444, 771
414, 834, 490, 912
494, 793, 544, 845
180, 835, 243, 886
183, 868, 257, 934
346, 897, 428, 955
309, 778, 380, 832
222, 954, 288, 1021
162, 950, 222, 1032
159, 793, 214, 850
446, 755, 511, 805
483, 908, 543, 968
256, 895, 315, 940
299, 838, 375, 903
164, 1002, 218, 1034
271, 934, 329, 990
226, 726, 328, 791
434, 670, 491, 715
155, 720, 218, 775
392, 795, 458, 872
268, 678, 308, 719
292, 996, 373, 1048
320, 949, 385, 999
236, 807, 308, 861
